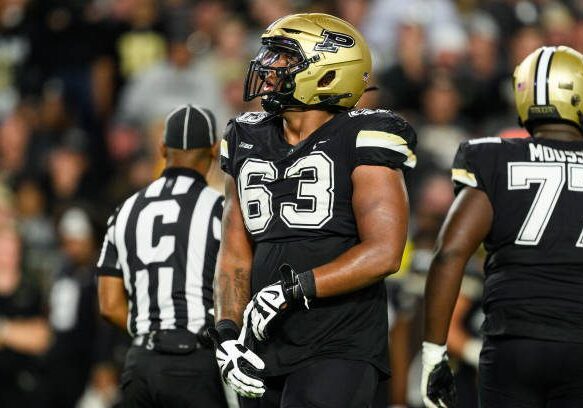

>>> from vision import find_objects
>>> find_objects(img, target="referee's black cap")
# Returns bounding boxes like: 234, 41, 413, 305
163, 104, 217, 150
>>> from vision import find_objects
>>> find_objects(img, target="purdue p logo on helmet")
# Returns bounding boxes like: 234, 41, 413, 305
513, 46, 583, 132
243, 13, 372, 113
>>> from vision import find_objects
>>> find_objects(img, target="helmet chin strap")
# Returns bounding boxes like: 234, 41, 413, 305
261, 95, 284, 113
261, 93, 353, 114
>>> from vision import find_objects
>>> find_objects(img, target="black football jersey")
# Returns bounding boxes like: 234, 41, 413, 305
221, 109, 416, 376
452, 136, 583, 342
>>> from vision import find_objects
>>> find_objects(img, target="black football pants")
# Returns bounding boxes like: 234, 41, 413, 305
120, 345, 228, 408
239, 358, 379, 408
479, 336, 583, 408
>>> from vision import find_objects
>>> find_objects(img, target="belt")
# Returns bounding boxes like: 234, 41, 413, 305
132, 329, 203, 354
133, 332, 156, 349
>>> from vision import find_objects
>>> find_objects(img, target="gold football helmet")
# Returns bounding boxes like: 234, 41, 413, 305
243, 13, 372, 113
513, 46, 583, 132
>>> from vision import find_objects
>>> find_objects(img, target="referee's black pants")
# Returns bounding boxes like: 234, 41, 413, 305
479, 336, 583, 408
239, 358, 379, 408
120, 344, 228, 408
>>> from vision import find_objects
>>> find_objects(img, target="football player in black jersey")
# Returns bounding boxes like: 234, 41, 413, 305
421, 46, 583, 408
210, 13, 417, 407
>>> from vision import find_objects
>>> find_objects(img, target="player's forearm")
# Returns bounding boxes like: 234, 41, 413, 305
313, 238, 404, 298
389, 316, 411, 405
424, 187, 492, 345
310, 166, 408, 298
446, 295, 473, 357
214, 177, 253, 327
423, 250, 467, 345
214, 262, 251, 328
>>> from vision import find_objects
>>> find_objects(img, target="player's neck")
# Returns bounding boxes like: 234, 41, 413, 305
533, 124, 583, 142
282, 110, 335, 146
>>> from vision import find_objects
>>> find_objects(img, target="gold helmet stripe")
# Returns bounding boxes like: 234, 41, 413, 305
535, 46, 557, 106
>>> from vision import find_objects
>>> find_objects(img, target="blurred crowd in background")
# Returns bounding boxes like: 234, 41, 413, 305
0, 0, 582, 407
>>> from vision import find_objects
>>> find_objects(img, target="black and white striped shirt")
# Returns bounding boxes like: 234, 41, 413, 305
96, 167, 223, 337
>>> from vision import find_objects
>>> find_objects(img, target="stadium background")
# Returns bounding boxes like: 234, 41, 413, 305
0, 0, 581, 407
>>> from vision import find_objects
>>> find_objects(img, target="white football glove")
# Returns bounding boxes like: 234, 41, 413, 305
215, 339, 265, 398
250, 281, 288, 341
250, 264, 312, 341
209, 305, 266, 398
420, 342, 457, 408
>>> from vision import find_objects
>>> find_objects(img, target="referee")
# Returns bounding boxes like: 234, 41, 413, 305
96, 104, 228, 407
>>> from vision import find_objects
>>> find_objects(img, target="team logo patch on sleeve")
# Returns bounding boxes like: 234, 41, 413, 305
356, 130, 417, 168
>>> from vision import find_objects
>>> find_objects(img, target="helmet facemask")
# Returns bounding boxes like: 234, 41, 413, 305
244, 37, 311, 113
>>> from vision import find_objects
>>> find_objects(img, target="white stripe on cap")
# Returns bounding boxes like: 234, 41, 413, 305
183, 105, 191, 149
535, 47, 557, 105
197, 106, 215, 145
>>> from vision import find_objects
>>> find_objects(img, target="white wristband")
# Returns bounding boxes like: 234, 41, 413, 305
422, 341, 447, 366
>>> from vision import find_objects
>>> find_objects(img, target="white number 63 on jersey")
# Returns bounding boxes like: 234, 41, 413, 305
238, 152, 335, 234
